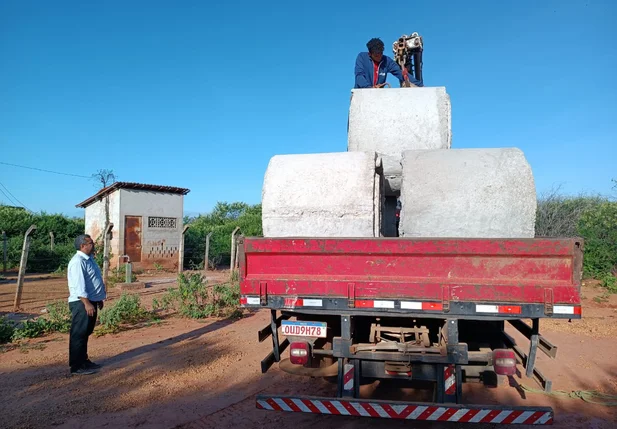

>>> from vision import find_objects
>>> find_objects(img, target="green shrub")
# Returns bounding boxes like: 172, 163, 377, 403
577, 202, 617, 278
0, 316, 15, 344
106, 264, 138, 287
45, 300, 72, 333
153, 273, 240, 319
600, 274, 617, 294
1, 301, 71, 343
12, 318, 54, 340
0, 206, 85, 273
98, 293, 154, 333
535, 190, 607, 238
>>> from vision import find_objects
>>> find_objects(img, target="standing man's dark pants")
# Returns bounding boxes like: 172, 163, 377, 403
69, 300, 98, 371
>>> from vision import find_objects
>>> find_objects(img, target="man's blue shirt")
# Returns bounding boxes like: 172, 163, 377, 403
67, 251, 106, 302
354, 52, 424, 88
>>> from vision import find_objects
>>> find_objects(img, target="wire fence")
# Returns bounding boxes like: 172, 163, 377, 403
1, 231, 76, 274
0, 229, 240, 276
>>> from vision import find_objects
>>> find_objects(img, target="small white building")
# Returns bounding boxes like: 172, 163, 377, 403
76, 182, 190, 270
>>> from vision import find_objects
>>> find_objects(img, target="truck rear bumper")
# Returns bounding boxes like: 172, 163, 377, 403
240, 296, 582, 320
256, 394, 554, 425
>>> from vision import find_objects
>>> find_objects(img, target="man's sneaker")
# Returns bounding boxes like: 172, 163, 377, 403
85, 359, 102, 369
70, 367, 96, 376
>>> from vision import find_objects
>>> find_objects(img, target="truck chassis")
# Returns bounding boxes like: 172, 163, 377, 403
240, 237, 583, 425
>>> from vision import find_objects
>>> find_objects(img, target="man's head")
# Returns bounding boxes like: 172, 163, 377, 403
367, 38, 385, 63
75, 234, 95, 256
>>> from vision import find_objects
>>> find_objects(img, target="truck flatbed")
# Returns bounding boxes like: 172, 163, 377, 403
239, 237, 583, 319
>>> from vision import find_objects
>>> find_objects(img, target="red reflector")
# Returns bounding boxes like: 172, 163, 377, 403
284, 298, 303, 307
498, 305, 521, 314
574, 306, 582, 315
240, 297, 247, 305
422, 302, 443, 311
356, 300, 374, 308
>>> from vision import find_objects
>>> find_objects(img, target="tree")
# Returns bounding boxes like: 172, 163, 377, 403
91, 169, 117, 232
92, 169, 117, 190
91, 169, 117, 277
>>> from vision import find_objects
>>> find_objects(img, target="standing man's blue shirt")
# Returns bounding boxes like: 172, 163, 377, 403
67, 251, 106, 302
354, 52, 424, 88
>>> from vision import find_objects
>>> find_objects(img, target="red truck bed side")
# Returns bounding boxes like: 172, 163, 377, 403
239, 237, 583, 319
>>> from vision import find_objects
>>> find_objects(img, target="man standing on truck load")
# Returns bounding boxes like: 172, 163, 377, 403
67, 234, 106, 375
354, 37, 423, 88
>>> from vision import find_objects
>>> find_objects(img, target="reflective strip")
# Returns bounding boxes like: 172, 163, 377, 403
553, 305, 574, 314
374, 300, 395, 309
444, 365, 456, 395
246, 296, 260, 305
476, 304, 499, 313
256, 396, 554, 424
400, 301, 422, 310
303, 299, 323, 307
343, 364, 354, 391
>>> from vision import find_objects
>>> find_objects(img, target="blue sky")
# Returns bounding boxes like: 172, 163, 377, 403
1, 0, 615, 217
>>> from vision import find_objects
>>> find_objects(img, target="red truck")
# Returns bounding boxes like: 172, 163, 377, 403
238, 236, 583, 425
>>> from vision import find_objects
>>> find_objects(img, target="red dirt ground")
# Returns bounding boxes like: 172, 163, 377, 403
0, 279, 616, 428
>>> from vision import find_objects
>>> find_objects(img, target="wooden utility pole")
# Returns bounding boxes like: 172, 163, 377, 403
178, 225, 190, 273
204, 231, 213, 271
49, 232, 54, 251
14, 225, 37, 311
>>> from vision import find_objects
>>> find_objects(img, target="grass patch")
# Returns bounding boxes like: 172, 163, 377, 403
153, 272, 241, 319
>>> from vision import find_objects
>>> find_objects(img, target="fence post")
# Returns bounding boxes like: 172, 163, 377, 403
49, 232, 54, 251
230, 226, 240, 278
2, 231, 6, 274
178, 225, 190, 273
14, 225, 37, 312
102, 223, 114, 282
235, 234, 242, 270
204, 231, 213, 272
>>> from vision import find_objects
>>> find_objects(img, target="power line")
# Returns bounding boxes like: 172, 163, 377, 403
0, 181, 32, 212
0, 187, 18, 206
0, 161, 91, 179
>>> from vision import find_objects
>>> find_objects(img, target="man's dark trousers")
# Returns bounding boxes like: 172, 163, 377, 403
69, 300, 98, 371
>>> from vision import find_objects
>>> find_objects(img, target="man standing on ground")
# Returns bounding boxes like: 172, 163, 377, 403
354, 37, 424, 88
67, 234, 106, 375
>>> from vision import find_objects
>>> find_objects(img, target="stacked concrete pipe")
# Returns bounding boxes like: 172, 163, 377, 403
261, 152, 384, 237
261, 86, 536, 239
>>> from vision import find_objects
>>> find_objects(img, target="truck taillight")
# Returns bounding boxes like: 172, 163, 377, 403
492, 349, 517, 375
290, 342, 310, 365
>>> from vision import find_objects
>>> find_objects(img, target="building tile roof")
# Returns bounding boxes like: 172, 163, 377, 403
76, 181, 190, 208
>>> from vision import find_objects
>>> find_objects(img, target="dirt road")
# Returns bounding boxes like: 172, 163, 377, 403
0, 283, 616, 428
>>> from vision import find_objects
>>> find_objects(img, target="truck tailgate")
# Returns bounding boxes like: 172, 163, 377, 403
239, 237, 583, 319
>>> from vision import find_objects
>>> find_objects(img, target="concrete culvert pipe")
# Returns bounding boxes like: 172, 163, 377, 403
262, 152, 383, 237
347, 87, 452, 196
347, 87, 452, 154
398, 148, 537, 238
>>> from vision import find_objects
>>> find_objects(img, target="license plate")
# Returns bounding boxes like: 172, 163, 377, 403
281, 320, 327, 338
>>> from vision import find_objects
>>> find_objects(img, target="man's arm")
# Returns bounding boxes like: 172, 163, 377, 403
68, 259, 95, 316
386, 57, 424, 87
354, 54, 372, 88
